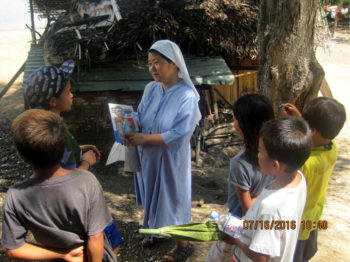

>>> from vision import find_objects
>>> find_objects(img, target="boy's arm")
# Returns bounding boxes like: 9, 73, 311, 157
236, 187, 256, 212
223, 236, 270, 262
80, 145, 101, 161
86, 232, 104, 262
281, 103, 302, 118
6, 243, 84, 262
79, 150, 98, 170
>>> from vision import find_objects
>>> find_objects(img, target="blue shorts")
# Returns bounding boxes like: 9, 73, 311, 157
104, 222, 123, 248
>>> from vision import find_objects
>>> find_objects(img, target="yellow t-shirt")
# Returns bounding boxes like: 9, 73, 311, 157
299, 141, 338, 240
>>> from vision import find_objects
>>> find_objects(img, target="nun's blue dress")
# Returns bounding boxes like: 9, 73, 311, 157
134, 80, 201, 229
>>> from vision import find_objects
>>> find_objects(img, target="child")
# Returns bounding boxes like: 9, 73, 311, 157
225, 117, 312, 261
206, 94, 275, 262
1, 109, 116, 261
23, 60, 122, 254
23, 60, 100, 170
282, 97, 346, 262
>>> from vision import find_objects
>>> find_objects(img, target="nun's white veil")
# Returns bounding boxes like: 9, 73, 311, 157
149, 40, 200, 101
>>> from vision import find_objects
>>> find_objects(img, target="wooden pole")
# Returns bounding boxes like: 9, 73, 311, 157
236, 58, 240, 100
209, 86, 219, 121
319, 78, 333, 98
29, 0, 37, 44
213, 87, 233, 107
0, 62, 26, 99
195, 129, 201, 165
204, 89, 212, 115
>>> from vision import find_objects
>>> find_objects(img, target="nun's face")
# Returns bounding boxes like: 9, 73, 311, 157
148, 52, 178, 85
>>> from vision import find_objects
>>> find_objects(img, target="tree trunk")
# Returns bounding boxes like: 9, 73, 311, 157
258, 0, 325, 116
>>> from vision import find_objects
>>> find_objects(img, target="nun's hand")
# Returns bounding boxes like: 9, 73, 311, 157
125, 132, 146, 146
122, 132, 132, 146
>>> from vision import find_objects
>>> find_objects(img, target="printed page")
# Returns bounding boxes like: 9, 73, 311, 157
108, 103, 138, 143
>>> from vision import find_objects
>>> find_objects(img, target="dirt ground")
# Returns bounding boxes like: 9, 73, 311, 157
0, 28, 349, 261
311, 28, 350, 261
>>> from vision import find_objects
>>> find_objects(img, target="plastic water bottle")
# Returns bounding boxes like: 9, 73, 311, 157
210, 211, 243, 237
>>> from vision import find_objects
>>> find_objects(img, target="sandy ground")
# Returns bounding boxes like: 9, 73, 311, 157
0, 30, 32, 85
311, 29, 350, 261
0, 28, 349, 261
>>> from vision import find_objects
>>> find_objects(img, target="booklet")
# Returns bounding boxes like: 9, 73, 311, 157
108, 103, 138, 143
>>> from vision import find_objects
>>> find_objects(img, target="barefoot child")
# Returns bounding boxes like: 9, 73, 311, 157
23, 60, 122, 255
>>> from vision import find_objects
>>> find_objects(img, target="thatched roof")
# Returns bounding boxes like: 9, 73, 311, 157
33, 0, 259, 65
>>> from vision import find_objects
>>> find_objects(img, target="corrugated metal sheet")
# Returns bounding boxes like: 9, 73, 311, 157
73, 56, 234, 92
23, 44, 45, 83
23, 45, 234, 92
33, 0, 71, 12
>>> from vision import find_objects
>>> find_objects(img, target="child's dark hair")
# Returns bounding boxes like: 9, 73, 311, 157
302, 97, 346, 139
260, 117, 312, 173
233, 94, 275, 166
11, 109, 67, 169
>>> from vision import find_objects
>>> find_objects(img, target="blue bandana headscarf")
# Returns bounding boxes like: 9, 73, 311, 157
24, 60, 75, 108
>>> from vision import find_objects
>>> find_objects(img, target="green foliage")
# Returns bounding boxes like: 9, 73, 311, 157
323, 0, 350, 6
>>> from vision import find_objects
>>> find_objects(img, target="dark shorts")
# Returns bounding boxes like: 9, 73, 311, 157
293, 229, 318, 262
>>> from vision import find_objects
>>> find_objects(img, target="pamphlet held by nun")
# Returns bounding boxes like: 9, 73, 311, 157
106, 103, 140, 172
108, 103, 138, 143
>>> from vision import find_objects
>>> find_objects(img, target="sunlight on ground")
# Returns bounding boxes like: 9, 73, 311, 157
0, 28, 349, 261
0, 30, 32, 84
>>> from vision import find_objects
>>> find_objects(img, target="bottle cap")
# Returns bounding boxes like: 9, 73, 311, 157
210, 211, 219, 220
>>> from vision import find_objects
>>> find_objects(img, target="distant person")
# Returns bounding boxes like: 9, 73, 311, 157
2, 109, 116, 261
125, 39, 201, 261
23, 61, 122, 255
223, 117, 311, 261
282, 97, 346, 262
206, 93, 275, 262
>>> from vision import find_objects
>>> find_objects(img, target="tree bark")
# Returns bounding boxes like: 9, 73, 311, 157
258, 0, 325, 116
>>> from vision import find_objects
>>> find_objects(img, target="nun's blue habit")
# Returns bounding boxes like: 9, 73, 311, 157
134, 40, 201, 229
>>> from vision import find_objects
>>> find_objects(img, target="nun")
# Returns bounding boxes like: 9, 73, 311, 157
125, 39, 201, 261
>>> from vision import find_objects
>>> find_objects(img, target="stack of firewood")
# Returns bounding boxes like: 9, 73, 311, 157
201, 108, 241, 149
36, 0, 258, 66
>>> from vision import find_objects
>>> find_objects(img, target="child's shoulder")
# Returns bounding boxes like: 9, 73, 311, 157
230, 149, 246, 165
302, 141, 338, 173
11, 169, 96, 189
68, 169, 99, 184
261, 174, 306, 206
311, 141, 337, 155
8, 177, 38, 191
3, 178, 39, 208
229, 149, 259, 175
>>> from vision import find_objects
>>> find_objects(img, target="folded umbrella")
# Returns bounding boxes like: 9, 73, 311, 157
139, 222, 225, 242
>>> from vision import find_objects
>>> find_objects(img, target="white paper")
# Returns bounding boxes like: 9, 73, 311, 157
105, 142, 125, 166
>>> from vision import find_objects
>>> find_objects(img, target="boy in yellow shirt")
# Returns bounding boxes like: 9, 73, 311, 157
282, 97, 346, 262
